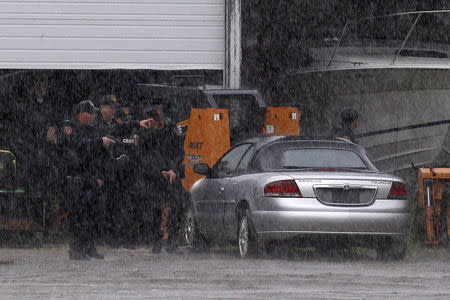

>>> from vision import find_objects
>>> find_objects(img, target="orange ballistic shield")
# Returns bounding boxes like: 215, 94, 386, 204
181, 108, 230, 191
262, 107, 301, 136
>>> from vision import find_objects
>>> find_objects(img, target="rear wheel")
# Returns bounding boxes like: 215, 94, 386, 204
183, 204, 209, 252
237, 208, 258, 258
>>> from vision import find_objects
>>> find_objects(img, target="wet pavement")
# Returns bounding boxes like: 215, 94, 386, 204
0, 244, 449, 299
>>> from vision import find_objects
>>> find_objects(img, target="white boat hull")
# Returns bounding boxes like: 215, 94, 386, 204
339, 88, 450, 173
289, 68, 450, 174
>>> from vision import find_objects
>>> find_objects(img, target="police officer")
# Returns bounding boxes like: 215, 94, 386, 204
96, 94, 151, 137
94, 95, 152, 247
114, 107, 132, 125
19, 80, 59, 199
62, 100, 116, 260
331, 108, 359, 143
135, 104, 184, 253
95, 94, 120, 136
91, 94, 122, 244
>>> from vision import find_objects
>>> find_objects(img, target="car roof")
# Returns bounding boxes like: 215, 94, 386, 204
237, 136, 377, 172
238, 136, 364, 152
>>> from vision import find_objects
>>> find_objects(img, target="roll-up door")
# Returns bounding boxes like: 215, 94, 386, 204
0, 0, 225, 70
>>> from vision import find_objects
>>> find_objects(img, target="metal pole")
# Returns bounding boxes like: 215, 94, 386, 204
392, 13, 422, 65
224, 0, 242, 89
352, 9, 449, 23
425, 180, 436, 245
328, 21, 349, 67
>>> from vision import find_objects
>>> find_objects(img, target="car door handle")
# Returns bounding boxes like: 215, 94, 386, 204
219, 187, 225, 193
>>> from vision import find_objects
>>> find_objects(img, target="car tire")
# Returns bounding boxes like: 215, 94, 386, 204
183, 204, 209, 253
377, 239, 406, 260
237, 208, 258, 258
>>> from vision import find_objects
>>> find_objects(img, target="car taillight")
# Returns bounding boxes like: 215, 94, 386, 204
388, 182, 408, 199
264, 180, 302, 197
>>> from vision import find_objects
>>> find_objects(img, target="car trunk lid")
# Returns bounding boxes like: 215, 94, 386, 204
286, 171, 397, 205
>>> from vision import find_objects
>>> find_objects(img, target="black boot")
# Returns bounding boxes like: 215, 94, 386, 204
69, 250, 90, 260
151, 241, 162, 254
69, 246, 90, 260
165, 239, 181, 254
85, 245, 104, 259
165, 244, 180, 254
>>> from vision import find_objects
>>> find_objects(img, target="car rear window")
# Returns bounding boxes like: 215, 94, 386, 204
256, 145, 369, 171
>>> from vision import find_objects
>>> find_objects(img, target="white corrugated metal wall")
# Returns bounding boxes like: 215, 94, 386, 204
0, 0, 225, 70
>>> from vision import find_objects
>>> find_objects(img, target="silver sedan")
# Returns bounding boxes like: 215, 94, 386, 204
185, 137, 410, 259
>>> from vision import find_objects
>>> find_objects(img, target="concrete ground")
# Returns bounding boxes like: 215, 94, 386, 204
0, 244, 449, 299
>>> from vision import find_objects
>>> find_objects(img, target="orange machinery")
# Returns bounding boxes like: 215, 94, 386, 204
417, 168, 450, 246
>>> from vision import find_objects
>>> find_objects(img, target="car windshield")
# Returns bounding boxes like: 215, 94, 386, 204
256, 145, 370, 171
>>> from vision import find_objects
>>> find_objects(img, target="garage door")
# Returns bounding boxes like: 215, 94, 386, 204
0, 0, 225, 70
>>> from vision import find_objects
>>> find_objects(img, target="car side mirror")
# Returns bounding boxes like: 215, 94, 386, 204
193, 163, 211, 176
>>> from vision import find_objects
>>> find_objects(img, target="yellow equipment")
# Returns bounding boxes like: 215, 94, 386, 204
417, 168, 450, 246
0, 150, 38, 232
